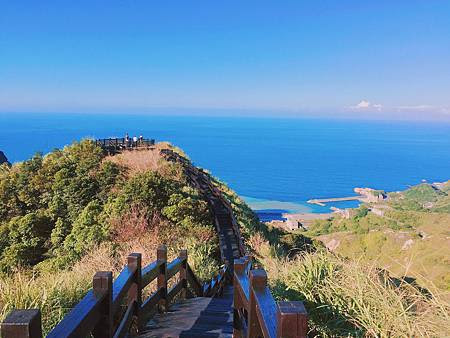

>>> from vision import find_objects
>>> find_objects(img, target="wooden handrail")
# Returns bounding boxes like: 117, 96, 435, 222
1, 246, 230, 338
233, 258, 308, 338
141, 260, 162, 286
111, 265, 137, 314
113, 301, 136, 338
44, 271, 113, 338
166, 257, 184, 280
187, 263, 203, 296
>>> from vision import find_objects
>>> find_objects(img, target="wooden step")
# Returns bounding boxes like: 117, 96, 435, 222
136, 292, 233, 338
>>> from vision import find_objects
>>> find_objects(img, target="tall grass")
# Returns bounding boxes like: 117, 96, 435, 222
257, 244, 450, 337
105, 145, 185, 181
0, 268, 93, 334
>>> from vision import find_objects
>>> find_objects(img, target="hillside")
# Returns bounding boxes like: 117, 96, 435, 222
0, 141, 448, 336
0, 140, 222, 332
303, 182, 450, 293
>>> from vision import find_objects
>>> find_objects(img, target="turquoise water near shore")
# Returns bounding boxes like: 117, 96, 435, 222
1, 113, 450, 218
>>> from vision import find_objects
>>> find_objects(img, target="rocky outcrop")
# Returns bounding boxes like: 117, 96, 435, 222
0, 151, 9, 166
354, 187, 386, 202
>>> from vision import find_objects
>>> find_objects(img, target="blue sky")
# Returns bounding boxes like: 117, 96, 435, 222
1, 1, 450, 120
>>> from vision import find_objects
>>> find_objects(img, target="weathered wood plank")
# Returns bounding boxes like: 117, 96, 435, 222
167, 257, 184, 280
112, 266, 136, 314
255, 287, 277, 338
157, 245, 168, 312
113, 301, 136, 338
137, 295, 233, 338
187, 264, 203, 296
47, 290, 104, 338
277, 301, 308, 338
1, 309, 42, 338
167, 281, 183, 304
141, 260, 162, 287
141, 288, 163, 315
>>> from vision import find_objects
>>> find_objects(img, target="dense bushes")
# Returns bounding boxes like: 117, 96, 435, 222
0, 142, 225, 333
0, 141, 119, 272
0, 141, 217, 274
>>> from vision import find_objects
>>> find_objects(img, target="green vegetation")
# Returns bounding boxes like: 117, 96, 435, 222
301, 183, 450, 293
0, 140, 220, 333
389, 183, 450, 212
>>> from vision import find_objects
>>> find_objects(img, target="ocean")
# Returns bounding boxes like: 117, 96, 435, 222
1, 112, 450, 219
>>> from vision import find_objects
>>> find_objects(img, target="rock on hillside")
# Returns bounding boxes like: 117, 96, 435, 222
0, 151, 9, 165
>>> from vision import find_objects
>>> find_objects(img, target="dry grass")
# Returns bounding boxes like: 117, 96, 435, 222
104, 144, 185, 182
104, 148, 162, 177
247, 233, 450, 337
0, 236, 167, 334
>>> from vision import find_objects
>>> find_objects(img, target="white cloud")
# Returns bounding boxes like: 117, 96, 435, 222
351, 100, 383, 111
355, 100, 370, 108
396, 105, 450, 114
397, 105, 435, 111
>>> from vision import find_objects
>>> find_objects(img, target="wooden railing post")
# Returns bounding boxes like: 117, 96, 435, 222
157, 245, 168, 312
179, 249, 188, 299
128, 253, 142, 331
248, 269, 266, 338
1, 309, 42, 338
92, 271, 113, 338
233, 258, 247, 337
277, 302, 308, 338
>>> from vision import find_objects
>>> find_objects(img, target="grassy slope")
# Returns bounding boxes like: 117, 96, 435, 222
316, 211, 450, 292
305, 182, 450, 293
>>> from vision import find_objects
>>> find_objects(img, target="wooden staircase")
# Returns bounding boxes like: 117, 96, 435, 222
137, 286, 234, 338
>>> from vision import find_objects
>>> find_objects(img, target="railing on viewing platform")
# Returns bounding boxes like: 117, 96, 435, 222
95, 137, 155, 154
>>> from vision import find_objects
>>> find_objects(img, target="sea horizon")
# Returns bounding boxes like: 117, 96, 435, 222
2, 112, 450, 218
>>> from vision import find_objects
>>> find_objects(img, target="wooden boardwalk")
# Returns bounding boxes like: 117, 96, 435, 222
137, 286, 234, 338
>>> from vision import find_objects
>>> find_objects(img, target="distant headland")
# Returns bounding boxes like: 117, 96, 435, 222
0, 151, 9, 166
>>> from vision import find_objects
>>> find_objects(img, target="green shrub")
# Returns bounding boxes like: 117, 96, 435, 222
63, 201, 109, 258
0, 211, 53, 271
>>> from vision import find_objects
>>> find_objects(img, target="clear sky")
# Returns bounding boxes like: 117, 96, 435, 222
1, 1, 450, 120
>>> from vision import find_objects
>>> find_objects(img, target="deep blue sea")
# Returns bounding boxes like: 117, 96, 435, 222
1, 113, 450, 219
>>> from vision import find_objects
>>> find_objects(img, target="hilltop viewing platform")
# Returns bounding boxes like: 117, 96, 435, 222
95, 136, 155, 154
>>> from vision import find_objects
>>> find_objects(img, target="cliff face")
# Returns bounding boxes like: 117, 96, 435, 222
0, 151, 9, 165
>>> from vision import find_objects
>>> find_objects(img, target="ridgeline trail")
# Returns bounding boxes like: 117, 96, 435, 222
1, 147, 308, 338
